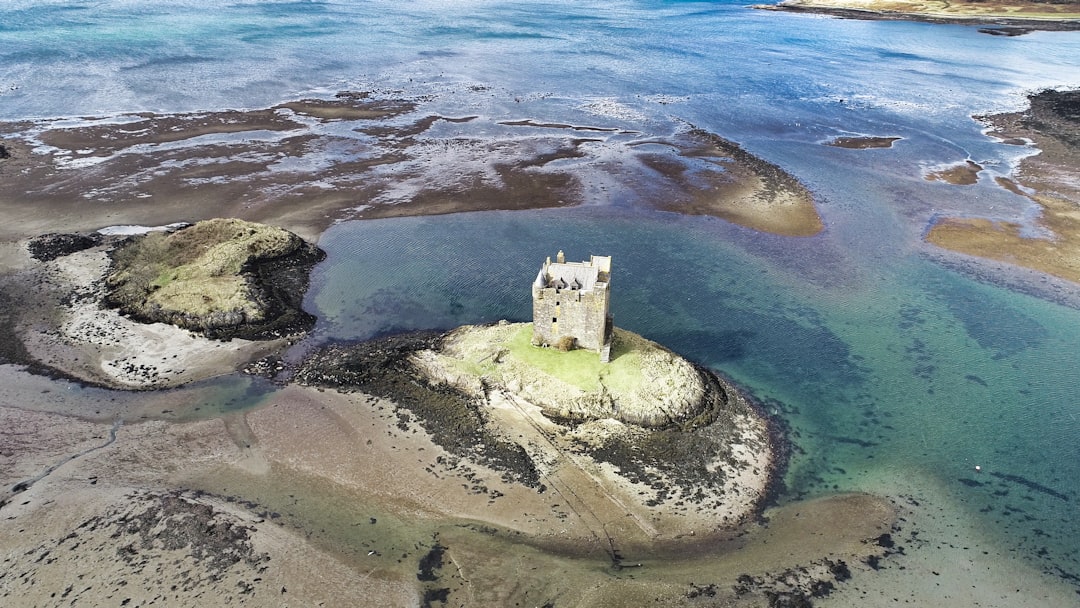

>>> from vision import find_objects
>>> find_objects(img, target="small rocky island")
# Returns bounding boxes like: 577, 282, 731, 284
102, 218, 323, 340
15, 218, 323, 389
297, 252, 784, 545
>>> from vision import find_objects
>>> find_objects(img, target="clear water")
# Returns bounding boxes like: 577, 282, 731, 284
2, 0, 1079, 600
306, 207, 1080, 587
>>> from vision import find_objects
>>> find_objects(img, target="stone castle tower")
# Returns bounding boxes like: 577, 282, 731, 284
532, 250, 613, 363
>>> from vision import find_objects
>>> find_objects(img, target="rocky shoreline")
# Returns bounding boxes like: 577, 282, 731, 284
294, 331, 546, 489
3, 221, 324, 390
294, 324, 788, 534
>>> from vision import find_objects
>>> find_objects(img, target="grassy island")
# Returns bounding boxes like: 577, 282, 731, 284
104, 218, 322, 339
415, 323, 719, 429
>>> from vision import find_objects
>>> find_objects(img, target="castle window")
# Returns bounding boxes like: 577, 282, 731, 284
552, 317, 557, 323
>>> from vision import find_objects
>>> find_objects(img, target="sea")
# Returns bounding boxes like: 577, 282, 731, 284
2, 1, 1079, 605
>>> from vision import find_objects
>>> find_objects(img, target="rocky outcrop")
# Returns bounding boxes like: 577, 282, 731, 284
27, 232, 103, 262
293, 331, 544, 489
416, 323, 722, 429
295, 323, 784, 526
102, 219, 325, 340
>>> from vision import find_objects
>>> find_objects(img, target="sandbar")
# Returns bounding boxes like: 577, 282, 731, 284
827, 136, 901, 149
0, 94, 821, 241
925, 89, 1080, 285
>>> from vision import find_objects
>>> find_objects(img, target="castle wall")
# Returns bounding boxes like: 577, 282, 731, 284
532, 285, 609, 351
532, 253, 612, 356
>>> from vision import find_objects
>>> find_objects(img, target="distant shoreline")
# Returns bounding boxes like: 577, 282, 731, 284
756, 0, 1080, 31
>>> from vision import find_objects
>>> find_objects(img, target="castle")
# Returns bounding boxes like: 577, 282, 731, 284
531, 250, 613, 363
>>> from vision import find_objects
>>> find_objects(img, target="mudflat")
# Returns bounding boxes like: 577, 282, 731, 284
0, 383, 896, 606
925, 89, 1080, 285
0, 93, 896, 606
0, 94, 821, 243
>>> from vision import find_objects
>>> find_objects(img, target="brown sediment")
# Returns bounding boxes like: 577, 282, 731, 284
0, 96, 822, 246
276, 98, 416, 121
636, 130, 824, 237
352, 138, 589, 220
498, 119, 628, 133
925, 89, 1080, 285
35, 108, 302, 155
926, 160, 983, 185
827, 135, 901, 149
0, 381, 895, 607
757, 0, 1080, 31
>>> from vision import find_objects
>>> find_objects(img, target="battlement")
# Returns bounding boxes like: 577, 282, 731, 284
532, 250, 613, 362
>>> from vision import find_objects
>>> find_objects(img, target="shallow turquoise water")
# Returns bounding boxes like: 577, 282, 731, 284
2, 0, 1079, 598
307, 206, 1080, 587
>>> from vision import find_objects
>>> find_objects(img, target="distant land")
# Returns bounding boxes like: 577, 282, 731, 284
758, 0, 1080, 32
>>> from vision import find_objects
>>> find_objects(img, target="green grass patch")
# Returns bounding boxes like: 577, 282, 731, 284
106, 218, 300, 318
504, 325, 643, 394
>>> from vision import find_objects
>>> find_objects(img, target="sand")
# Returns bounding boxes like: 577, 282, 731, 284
13, 242, 284, 390
636, 130, 824, 237
925, 160, 984, 186
818, 471, 1079, 607
0, 383, 898, 606
0, 405, 416, 606
925, 90, 1080, 286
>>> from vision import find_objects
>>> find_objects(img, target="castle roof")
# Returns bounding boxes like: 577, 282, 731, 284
535, 254, 611, 292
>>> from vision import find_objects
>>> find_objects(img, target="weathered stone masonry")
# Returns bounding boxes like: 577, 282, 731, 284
531, 250, 614, 362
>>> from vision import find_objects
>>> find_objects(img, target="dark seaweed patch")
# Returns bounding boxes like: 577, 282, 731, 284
27, 232, 102, 262
964, 374, 988, 387
926, 274, 1048, 358
827, 435, 878, 448
989, 471, 1070, 502
294, 332, 541, 488
417, 543, 445, 582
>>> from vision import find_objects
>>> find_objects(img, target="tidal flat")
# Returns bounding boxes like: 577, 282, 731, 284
2, 1, 1080, 606
0, 98, 894, 607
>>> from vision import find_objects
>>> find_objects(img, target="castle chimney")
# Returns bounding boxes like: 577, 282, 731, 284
556, 250, 565, 264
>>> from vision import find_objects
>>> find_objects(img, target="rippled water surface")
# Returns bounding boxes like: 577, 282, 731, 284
3, 0, 1080, 602
307, 207, 1080, 592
